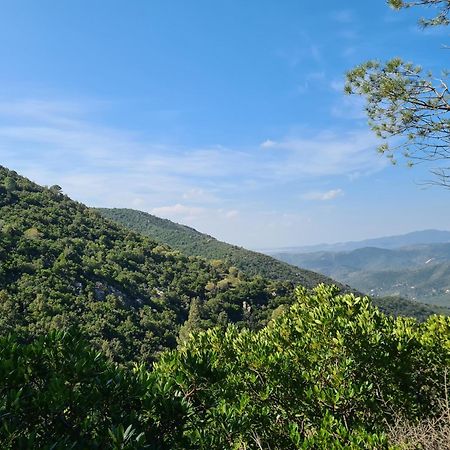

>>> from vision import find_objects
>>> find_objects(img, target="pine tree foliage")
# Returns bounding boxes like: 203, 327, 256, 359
346, 0, 450, 186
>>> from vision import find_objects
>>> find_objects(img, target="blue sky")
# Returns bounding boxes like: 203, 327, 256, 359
1, 0, 449, 248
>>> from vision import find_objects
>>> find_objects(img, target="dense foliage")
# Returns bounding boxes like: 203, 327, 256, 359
0, 330, 189, 449
0, 167, 295, 364
97, 208, 340, 288
2, 285, 450, 448
2, 166, 450, 447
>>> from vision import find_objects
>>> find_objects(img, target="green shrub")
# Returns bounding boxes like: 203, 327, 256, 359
1, 285, 449, 448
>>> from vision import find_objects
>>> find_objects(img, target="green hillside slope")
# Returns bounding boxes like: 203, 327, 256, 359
96, 208, 348, 288
0, 167, 298, 364
345, 263, 450, 306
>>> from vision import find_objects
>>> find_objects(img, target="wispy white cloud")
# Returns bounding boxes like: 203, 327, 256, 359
0, 99, 85, 120
0, 97, 388, 245
0, 98, 385, 187
330, 95, 366, 120
151, 203, 204, 220
182, 188, 218, 203
341, 46, 357, 58
330, 79, 345, 92
261, 139, 276, 148
338, 29, 359, 40
224, 209, 239, 219
302, 188, 344, 201
331, 10, 355, 24
260, 129, 386, 178
150, 203, 240, 226
309, 44, 322, 63
330, 10, 359, 45
276, 32, 322, 67
0, 100, 245, 198
295, 71, 327, 95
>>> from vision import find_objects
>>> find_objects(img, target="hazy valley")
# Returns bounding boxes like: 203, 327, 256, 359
267, 234, 450, 307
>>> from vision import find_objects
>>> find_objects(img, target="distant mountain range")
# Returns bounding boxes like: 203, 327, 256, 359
268, 234, 450, 307
264, 229, 450, 254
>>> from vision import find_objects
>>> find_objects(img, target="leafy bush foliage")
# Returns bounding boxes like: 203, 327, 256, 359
2, 285, 449, 448
2, 165, 449, 447
155, 285, 450, 448
0, 330, 189, 449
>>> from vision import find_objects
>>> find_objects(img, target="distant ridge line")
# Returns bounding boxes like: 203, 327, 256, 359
262, 229, 450, 254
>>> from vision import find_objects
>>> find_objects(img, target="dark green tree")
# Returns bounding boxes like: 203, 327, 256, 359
178, 297, 203, 344
4, 176, 17, 193
4, 176, 17, 202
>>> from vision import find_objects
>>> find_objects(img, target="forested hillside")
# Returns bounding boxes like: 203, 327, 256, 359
3, 0, 450, 446
0, 166, 297, 363
1, 165, 446, 369
97, 208, 337, 287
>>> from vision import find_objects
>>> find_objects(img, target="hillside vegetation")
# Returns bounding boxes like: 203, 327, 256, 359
2, 167, 450, 447
97, 208, 338, 288
0, 166, 298, 364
